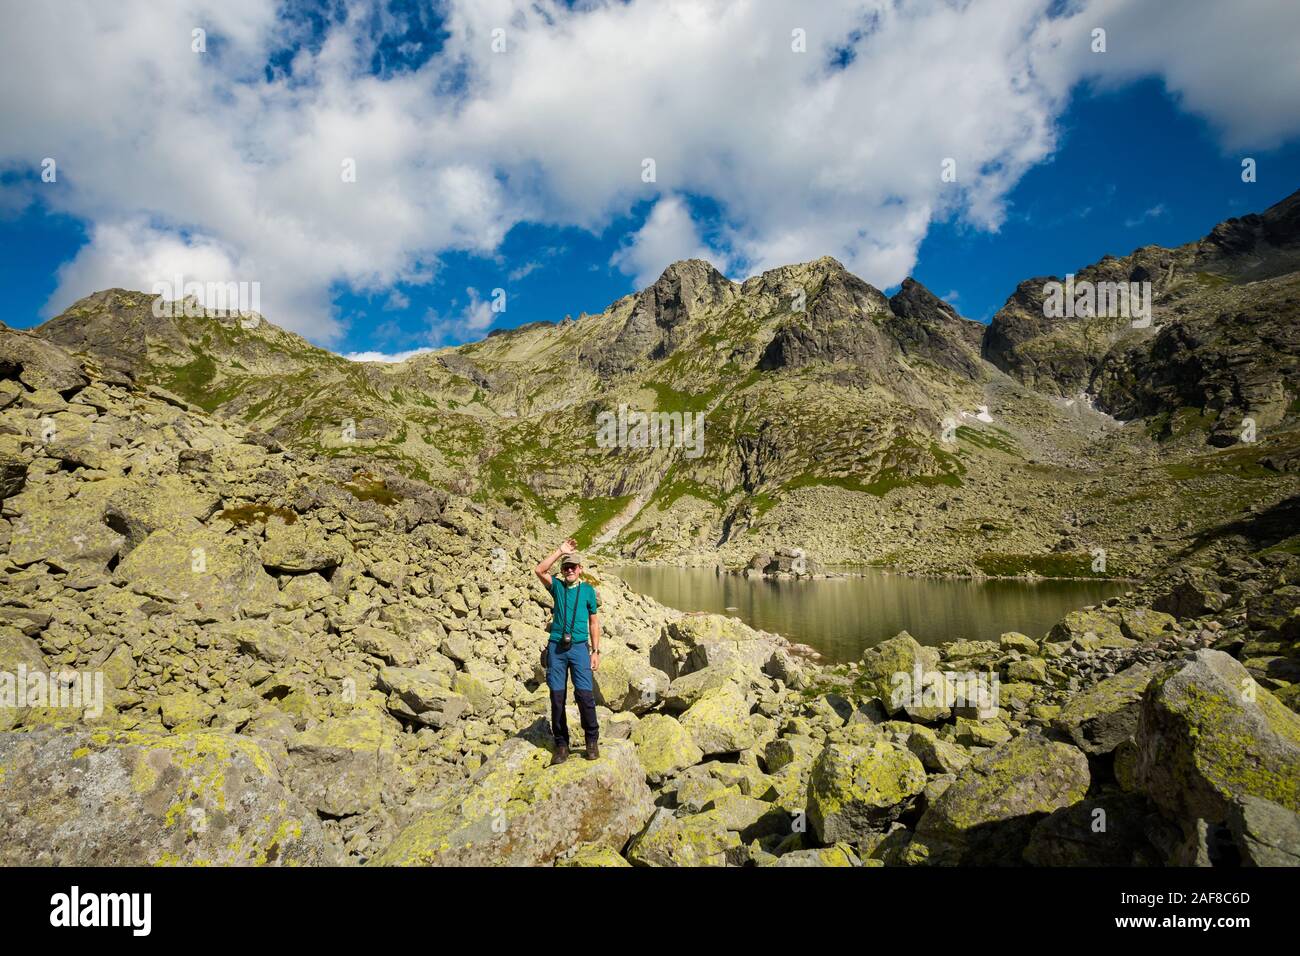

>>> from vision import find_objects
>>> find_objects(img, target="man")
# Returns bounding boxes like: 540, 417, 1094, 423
534, 537, 601, 763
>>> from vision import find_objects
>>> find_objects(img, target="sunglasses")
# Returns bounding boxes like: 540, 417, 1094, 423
562, 564, 580, 572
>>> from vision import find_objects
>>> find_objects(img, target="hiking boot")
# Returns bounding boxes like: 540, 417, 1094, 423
553, 744, 569, 765
584, 739, 599, 760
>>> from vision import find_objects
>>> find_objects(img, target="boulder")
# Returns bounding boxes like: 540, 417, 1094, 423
557, 844, 632, 867
1022, 793, 1162, 866
1053, 664, 1158, 755
0, 728, 338, 865
103, 476, 218, 553
771, 844, 859, 867
0, 435, 28, 499
1226, 796, 1300, 866
1048, 607, 1125, 645
1132, 650, 1300, 823
0, 626, 47, 731
680, 683, 756, 755
214, 620, 297, 664
594, 645, 670, 713
8, 496, 125, 573
1119, 607, 1177, 643
859, 632, 940, 713
114, 527, 279, 617
260, 522, 344, 573
377, 666, 468, 728
371, 738, 653, 866
908, 735, 1090, 865
626, 807, 741, 867
630, 713, 704, 783
351, 625, 415, 666
998, 632, 1039, 654
664, 660, 749, 712
807, 739, 928, 843
0, 325, 87, 393
287, 709, 397, 819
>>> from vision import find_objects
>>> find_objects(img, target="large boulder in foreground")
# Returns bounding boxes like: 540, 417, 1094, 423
908, 735, 1090, 865
1132, 649, 1300, 824
0, 728, 338, 865
807, 739, 927, 844
371, 737, 653, 866
626, 807, 741, 867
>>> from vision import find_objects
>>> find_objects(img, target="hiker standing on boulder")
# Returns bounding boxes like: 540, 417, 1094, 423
534, 538, 601, 763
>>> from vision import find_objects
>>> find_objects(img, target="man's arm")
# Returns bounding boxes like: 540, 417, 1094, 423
589, 613, 601, 670
533, 537, 576, 588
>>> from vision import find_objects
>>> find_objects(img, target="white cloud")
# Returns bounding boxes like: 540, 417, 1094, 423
343, 346, 437, 363
383, 289, 410, 310
610, 195, 728, 287
1124, 203, 1166, 228
1, 0, 1297, 346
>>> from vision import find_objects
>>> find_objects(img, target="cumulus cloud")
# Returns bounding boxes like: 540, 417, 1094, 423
611, 195, 727, 287
342, 346, 437, 363
1, 0, 1297, 346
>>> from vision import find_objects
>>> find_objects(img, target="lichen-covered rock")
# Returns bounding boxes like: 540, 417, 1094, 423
8, 495, 125, 574
709, 790, 788, 840
1053, 664, 1158, 755
1119, 607, 1177, 643
114, 527, 279, 618
1005, 657, 1048, 684
999, 632, 1038, 654
1226, 795, 1300, 866
287, 708, 397, 819
626, 807, 741, 866
377, 666, 468, 727
0, 434, 29, 499
0, 627, 46, 731
1133, 649, 1300, 823
807, 738, 927, 843
371, 737, 653, 866
1023, 793, 1162, 866
679, 682, 756, 755
663, 614, 783, 675
771, 844, 860, 866
908, 735, 1090, 865
103, 476, 218, 553
214, 619, 297, 664
1048, 607, 1125, 645
663, 660, 749, 712
630, 713, 703, 783
557, 844, 632, 867
0, 728, 339, 865
259, 520, 344, 573
0, 324, 88, 393
859, 631, 940, 713
907, 733, 971, 774
594, 645, 670, 713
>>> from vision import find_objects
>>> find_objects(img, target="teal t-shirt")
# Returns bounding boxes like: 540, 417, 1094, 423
549, 578, 598, 643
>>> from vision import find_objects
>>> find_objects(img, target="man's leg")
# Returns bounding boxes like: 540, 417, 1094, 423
571, 643, 599, 755
547, 643, 570, 750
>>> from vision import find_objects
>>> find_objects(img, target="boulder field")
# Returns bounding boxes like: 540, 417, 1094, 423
1, 325, 1297, 866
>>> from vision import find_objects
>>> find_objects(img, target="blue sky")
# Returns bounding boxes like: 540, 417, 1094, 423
2, 1, 1298, 357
